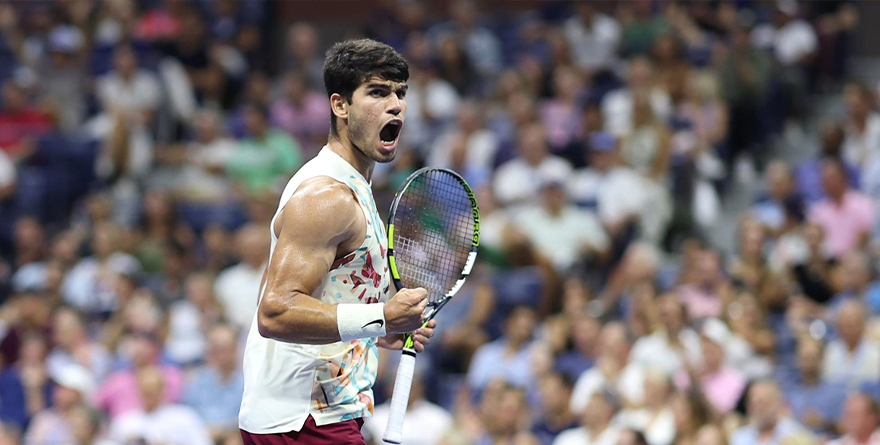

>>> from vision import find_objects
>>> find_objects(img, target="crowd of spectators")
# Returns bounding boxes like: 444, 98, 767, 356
0, 0, 877, 445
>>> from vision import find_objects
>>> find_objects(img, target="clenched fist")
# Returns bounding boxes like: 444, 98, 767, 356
384, 287, 428, 334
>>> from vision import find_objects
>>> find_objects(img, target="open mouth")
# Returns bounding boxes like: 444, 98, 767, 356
380, 120, 402, 146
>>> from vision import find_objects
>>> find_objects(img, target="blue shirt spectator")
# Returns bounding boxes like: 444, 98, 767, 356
467, 306, 537, 392
182, 325, 243, 440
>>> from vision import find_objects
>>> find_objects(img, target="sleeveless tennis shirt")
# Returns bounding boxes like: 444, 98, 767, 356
239, 147, 392, 433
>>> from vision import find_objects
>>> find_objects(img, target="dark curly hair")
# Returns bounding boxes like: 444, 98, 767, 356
323, 39, 409, 135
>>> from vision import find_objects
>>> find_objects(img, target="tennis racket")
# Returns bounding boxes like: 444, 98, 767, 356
382, 168, 479, 444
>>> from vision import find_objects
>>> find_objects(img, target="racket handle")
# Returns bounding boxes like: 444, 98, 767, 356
383, 347, 417, 444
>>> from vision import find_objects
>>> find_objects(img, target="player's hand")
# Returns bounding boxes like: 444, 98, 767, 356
384, 287, 428, 334
412, 319, 436, 353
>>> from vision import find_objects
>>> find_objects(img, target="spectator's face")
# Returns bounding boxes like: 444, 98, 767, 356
748, 382, 782, 429
52, 385, 82, 411
245, 74, 271, 104
243, 107, 268, 136
284, 73, 307, 103
136, 368, 165, 412
518, 125, 547, 165
51, 232, 80, 264
14, 217, 43, 250
700, 337, 724, 372
598, 323, 629, 363
208, 327, 239, 371
113, 48, 137, 77
627, 58, 653, 91
1, 83, 26, 112
796, 339, 821, 376
589, 150, 616, 171
659, 296, 685, 332
583, 394, 613, 430
287, 23, 318, 60
571, 316, 600, 352
541, 185, 567, 214
185, 274, 214, 307
68, 406, 97, 444
837, 304, 865, 347
693, 424, 726, 445
52, 309, 84, 350
844, 85, 870, 118
802, 223, 824, 251
652, 34, 678, 62
236, 226, 269, 267
842, 396, 879, 439
820, 162, 847, 199
91, 227, 118, 259
508, 93, 536, 126
194, 111, 221, 142
840, 252, 871, 291
20, 335, 48, 366
504, 307, 536, 345
766, 163, 792, 201
538, 374, 571, 414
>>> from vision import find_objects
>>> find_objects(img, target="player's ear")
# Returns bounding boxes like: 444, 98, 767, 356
330, 93, 349, 122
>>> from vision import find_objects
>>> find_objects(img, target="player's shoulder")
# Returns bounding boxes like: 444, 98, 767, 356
278, 176, 362, 235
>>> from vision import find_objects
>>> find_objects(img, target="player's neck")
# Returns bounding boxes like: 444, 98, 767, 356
328, 132, 375, 181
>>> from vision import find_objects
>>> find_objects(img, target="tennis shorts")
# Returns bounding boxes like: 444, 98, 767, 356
240, 416, 366, 445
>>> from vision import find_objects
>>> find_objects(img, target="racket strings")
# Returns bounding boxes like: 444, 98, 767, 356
393, 171, 476, 303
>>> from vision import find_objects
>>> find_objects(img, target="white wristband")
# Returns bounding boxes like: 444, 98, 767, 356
337, 303, 387, 342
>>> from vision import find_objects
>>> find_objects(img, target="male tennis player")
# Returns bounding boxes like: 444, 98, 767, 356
239, 39, 435, 445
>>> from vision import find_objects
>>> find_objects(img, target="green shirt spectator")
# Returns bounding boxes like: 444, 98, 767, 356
227, 104, 303, 194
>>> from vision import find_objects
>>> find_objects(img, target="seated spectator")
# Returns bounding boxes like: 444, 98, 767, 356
563, 2, 620, 74
363, 362, 453, 445
165, 272, 225, 365
0, 82, 53, 159
467, 306, 538, 392
108, 366, 212, 445
533, 371, 578, 445
571, 322, 645, 414
492, 122, 573, 208
554, 314, 601, 381
670, 390, 713, 445
840, 81, 880, 167
828, 393, 880, 445
783, 337, 847, 435
36, 25, 87, 132
555, 390, 622, 445
751, 161, 802, 233
45, 307, 111, 382
227, 102, 303, 197
61, 222, 142, 315
629, 295, 701, 376
808, 158, 875, 259
540, 66, 586, 154
174, 108, 237, 206
796, 121, 858, 204
23, 363, 95, 445
428, 100, 497, 189
790, 223, 836, 305
214, 224, 268, 331
602, 56, 671, 138
822, 301, 880, 390
730, 380, 809, 445
615, 369, 676, 445
676, 319, 746, 415
95, 333, 183, 419
182, 324, 243, 443
473, 381, 539, 444
675, 248, 726, 320
828, 251, 880, 316
270, 70, 330, 154
513, 177, 610, 273
567, 132, 649, 244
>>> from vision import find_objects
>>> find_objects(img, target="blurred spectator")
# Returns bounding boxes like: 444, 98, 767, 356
165, 272, 224, 365
35, 26, 87, 132
729, 380, 809, 445
553, 311, 600, 380
670, 390, 713, 445
808, 158, 875, 259
183, 324, 244, 443
752, 2, 818, 69
492, 123, 572, 208
554, 390, 622, 445
61, 222, 141, 315
616, 369, 676, 445
282, 22, 325, 90
173, 108, 236, 205
513, 178, 609, 273
629, 295, 702, 376
540, 66, 586, 154
617, 0, 671, 58
532, 371, 578, 445
227, 102, 302, 197
618, 428, 650, 445
270, 71, 330, 154
108, 366, 212, 445
428, 100, 497, 188
563, 2, 620, 74
0, 81, 52, 159
467, 306, 538, 392
214, 224, 267, 331
751, 161, 801, 233
23, 363, 94, 444
822, 301, 880, 389
783, 337, 847, 435
95, 333, 183, 419
677, 318, 746, 415
401, 40, 461, 155
828, 393, 880, 445
602, 56, 671, 138
676, 248, 726, 320
841, 81, 880, 168
427, 0, 502, 79
796, 121, 857, 204
692, 424, 728, 445
45, 306, 111, 382
571, 321, 645, 414
364, 362, 452, 445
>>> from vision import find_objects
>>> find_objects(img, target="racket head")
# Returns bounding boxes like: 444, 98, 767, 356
387, 168, 480, 312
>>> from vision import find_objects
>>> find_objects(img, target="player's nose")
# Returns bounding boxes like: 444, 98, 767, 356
386, 96, 402, 116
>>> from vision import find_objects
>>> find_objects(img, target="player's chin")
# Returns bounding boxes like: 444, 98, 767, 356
374, 140, 399, 163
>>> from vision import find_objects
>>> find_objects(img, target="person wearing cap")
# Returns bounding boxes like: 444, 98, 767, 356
22, 363, 95, 445
675, 318, 746, 415
568, 131, 650, 245
511, 162, 609, 273
555, 389, 622, 445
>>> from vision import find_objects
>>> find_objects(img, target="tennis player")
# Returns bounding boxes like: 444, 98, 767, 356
239, 39, 435, 445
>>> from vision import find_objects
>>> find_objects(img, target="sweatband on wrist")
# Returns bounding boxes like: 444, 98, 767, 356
337, 303, 387, 341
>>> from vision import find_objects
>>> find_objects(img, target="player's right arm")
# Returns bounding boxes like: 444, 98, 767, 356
256, 177, 428, 344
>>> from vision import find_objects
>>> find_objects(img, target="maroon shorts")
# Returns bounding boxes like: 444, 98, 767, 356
240, 416, 366, 445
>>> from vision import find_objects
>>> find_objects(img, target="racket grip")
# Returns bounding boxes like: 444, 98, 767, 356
383, 348, 417, 444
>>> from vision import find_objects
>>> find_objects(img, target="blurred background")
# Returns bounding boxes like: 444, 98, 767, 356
1, 0, 880, 444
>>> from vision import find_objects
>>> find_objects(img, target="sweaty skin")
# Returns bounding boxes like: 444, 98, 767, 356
256, 77, 435, 351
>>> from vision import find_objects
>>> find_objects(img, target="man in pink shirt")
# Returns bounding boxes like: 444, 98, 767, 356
675, 319, 746, 415
808, 159, 875, 258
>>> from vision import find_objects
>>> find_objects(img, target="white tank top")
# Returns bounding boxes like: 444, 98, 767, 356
239, 147, 392, 433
